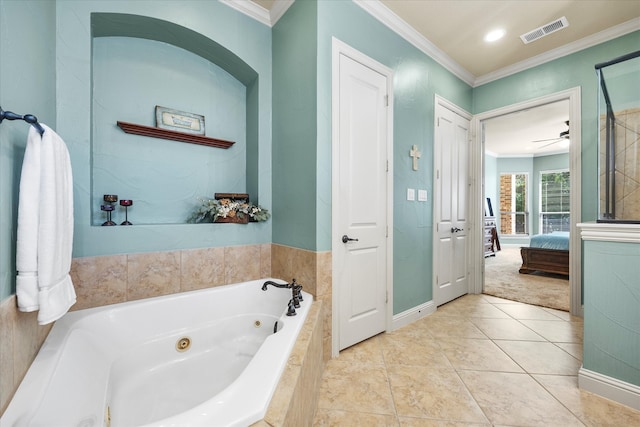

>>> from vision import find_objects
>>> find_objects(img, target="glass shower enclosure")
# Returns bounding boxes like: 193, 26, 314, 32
596, 50, 640, 223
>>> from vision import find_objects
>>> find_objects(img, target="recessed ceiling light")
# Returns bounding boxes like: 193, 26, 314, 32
485, 29, 505, 42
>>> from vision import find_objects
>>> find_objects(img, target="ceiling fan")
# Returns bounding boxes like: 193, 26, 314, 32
531, 120, 570, 148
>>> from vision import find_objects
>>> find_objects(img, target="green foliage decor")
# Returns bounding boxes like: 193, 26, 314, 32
188, 197, 270, 223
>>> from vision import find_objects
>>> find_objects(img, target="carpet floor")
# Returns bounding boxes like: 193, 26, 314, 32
483, 245, 570, 311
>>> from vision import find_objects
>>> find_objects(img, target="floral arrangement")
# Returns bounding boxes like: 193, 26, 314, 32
188, 197, 270, 223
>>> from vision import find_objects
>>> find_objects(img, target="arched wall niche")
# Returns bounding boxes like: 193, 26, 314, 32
90, 13, 259, 225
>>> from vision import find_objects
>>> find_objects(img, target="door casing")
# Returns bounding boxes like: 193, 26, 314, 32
469, 87, 583, 317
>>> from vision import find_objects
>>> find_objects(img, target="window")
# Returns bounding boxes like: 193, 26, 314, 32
499, 173, 528, 235
540, 170, 570, 233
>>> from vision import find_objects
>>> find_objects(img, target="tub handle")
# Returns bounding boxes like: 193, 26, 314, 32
286, 299, 297, 316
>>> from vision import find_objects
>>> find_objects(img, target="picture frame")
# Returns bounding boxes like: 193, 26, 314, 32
155, 106, 205, 135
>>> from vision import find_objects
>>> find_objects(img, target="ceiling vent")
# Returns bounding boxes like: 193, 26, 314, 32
520, 16, 569, 44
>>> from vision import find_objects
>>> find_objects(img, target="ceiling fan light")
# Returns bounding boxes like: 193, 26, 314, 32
484, 29, 505, 42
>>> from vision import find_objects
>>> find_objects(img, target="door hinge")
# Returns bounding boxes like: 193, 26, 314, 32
386, 225, 388, 237
386, 290, 389, 303
384, 95, 389, 106
386, 160, 389, 172
437, 169, 440, 179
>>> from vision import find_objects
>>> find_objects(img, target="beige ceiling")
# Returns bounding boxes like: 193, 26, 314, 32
378, 0, 639, 78
254, 0, 639, 81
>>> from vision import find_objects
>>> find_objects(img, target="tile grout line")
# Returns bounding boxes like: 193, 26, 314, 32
487, 299, 587, 426
376, 337, 400, 424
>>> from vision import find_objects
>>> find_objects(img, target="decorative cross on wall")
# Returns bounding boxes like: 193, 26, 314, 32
410, 144, 421, 171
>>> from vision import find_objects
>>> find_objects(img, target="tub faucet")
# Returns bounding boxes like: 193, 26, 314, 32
262, 279, 304, 313
261, 280, 290, 291
290, 279, 303, 308
292, 279, 303, 302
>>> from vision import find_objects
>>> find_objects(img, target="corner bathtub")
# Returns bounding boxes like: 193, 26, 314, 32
2, 278, 312, 427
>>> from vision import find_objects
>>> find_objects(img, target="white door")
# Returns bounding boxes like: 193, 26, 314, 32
434, 100, 471, 306
333, 45, 391, 351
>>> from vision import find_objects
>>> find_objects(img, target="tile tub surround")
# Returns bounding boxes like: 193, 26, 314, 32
69, 244, 272, 310
0, 296, 52, 415
272, 244, 332, 361
1, 242, 333, 417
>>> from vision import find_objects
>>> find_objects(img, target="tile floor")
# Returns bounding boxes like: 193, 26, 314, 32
313, 294, 640, 426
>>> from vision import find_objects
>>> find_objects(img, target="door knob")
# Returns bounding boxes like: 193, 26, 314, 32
342, 235, 359, 243
451, 227, 463, 233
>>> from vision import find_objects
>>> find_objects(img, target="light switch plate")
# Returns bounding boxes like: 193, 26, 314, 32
418, 189, 427, 201
407, 188, 415, 201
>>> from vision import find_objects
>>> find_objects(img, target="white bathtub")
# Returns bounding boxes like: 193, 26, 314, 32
2, 278, 312, 427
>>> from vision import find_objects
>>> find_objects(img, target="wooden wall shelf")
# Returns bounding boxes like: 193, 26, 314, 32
116, 121, 235, 149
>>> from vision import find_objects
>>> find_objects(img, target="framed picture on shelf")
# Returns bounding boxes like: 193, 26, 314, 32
155, 106, 205, 135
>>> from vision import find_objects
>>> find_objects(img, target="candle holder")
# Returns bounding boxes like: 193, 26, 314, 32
101, 204, 116, 226
101, 194, 118, 226
119, 199, 133, 225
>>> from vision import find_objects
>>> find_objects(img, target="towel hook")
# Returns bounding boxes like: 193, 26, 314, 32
0, 106, 45, 136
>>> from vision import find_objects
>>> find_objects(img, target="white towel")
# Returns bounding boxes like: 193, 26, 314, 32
16, 123, 76, 325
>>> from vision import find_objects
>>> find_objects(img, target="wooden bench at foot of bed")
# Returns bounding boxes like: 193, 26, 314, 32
519, 247, 569, 276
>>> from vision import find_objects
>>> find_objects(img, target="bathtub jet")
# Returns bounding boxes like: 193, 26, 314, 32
262, 278, 303, 316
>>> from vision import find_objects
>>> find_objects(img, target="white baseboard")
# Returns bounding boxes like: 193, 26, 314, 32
391, 300, 436, 331
578, 366, 640, 411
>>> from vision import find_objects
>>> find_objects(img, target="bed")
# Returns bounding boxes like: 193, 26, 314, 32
519, 231, 570, 276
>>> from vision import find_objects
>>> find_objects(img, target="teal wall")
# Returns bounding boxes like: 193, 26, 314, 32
598, 54, 640, 112
272, 0, 318, 251
54, 1, 272, 259
92, 36, 247, 225
0, 0, 272, 299
474, 31, 640, 223
273, 0, 473, 313
583, 240, 640, 387
315, 0, 473, 313
0, 0, 56, 300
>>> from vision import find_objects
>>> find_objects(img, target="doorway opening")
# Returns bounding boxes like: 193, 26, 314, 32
472, 88, 582, 316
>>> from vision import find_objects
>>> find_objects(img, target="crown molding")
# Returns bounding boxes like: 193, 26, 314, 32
221, 1, 637, 88
354, 0, 476, 86
269, 0, 295, 25
475, 17, 640, 87
220, 0, 271, 26
220, 0, 294, 27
